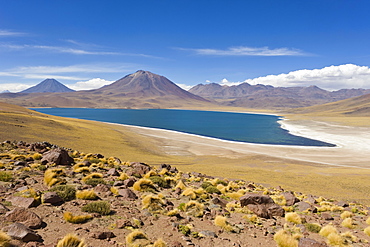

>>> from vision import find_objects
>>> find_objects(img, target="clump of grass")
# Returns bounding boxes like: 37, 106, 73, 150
319, 224, 338, 238
153, 238, 167, 247
82, 173, 103, 183
214, 215, 234, 232
82, 201, 110, 215
341, 231, 358, 244
0, 171, 13, 182
327, 232, 344, 246
141, 194, 165, 214
243, 214, 260, 224
366, 217, 370, 225
143, 170, 157, 178
271, 194, 287, 206
118, 172, 129, 181
175, 180, 186, 190
32, 153, 42, 160
63, 212, 92, 224
364, 226, 370, 236
133, 179, 156, 192
304, 223, 322, 233
225, 189, 246, 200
184, 200, 204, 217
50, 185, 76, 202
56, 233, 86, 247
181, 188, 197, 199
341, 218, 355, 229
340, 211, 353, 219
126, 230, 150, 247
76, 190, 99, 200
273, 229, 299, 247
0, 230, 11, 247
178, 225, 191, 235
44, 168, 66, 187
201, 181, 213, 189
285, 212, 302, 225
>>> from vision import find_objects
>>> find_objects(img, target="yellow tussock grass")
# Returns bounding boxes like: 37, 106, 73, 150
126, 230, 150, 247
214, 215, 234, 232
175, 180, 186, 190
364, 226, 370, 236
63, 212, 92, 224
82, 172, 103, 183
133, 179, 155, 192
158, 168, 169, 176
340, 211, 353, 219
366, 217, 370, 225
181, 188, 197, 199
184, 201, 204, 217
153, 238, 167, 247
327, 232, 344, 246
56, 233, 86, 247
273, 229, 298, 247
44, 168, 66, 187
319, 224, 338, 237
0, 230, 11, 247
76, 190, 98, 200
143, 170, 157, 178
118, 172, 129, 181
285, 212, 302, 224
341, 218, 355, 229
141, 194, 165, 214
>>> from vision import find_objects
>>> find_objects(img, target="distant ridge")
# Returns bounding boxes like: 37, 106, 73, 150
21, 79, 75, 93
0, 90, 11, 94
189, 82, 370, 108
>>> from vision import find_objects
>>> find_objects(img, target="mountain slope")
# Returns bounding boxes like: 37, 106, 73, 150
290, 93, 370, 116
21, 79, 75, 93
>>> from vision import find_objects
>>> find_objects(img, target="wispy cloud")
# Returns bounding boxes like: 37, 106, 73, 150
66, 78, 114, 91
177, 46, 307, 56
0, 30, 26, 37
0, 42, 161, 58
214, 64, 370, 90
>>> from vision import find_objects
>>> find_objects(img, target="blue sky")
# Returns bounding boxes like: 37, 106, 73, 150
1, 0, 370, 92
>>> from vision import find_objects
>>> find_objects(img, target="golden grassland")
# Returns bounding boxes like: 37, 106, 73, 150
1, 102, 370, 204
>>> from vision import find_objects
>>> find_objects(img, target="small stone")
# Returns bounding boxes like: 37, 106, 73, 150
107, 168, 119, 176
9, 196, 37, 208
298, 238, 328, 246
91, 231, 115, 239
42, 192, 63, 205
118, 188, 137, 200
199, 230, 217, 238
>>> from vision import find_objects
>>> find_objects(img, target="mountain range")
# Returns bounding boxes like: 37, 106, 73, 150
189, 82, 370, 109
0, 71, 211, 108
0, 70, 370, 111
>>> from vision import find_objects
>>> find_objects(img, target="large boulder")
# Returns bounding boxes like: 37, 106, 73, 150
118, 188, 138, 200
6, 223, 42, 242
5, 207, 43, 229
42, 192, 63, 205
41, 148, 74, 165
9, 196, 37, 208
240, 194, 285, 219
127, 162, 151, 177
282, 192, 300, 206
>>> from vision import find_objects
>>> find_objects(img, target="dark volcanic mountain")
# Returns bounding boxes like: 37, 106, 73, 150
94, 70, 206, 101
189, 82, 370, 108
21, 79, 75, 93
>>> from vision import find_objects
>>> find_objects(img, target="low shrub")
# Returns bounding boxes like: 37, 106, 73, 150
153, 238, 167, 247
0, 171, 13, 182
63, 212, 92, 224
82, 201, 111, 215
133, 179, 156, 192
205, 185, 221, 194
56, 233, 86, 247
141, 194, 165, 214
84, 178, 106, 187
184, 201, 204, 217
327, 232, 344, 246
341, 218, 355, 229
340, 211, 353, 219
319, 224, 338, 238
32, 153, 42, 160
178, 225, 191, 235
149, 176, 170, 188
304, 223, 321, 233
50, 185, 76, 202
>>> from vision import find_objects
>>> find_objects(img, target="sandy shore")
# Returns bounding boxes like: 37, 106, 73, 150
111, 117, 370, 169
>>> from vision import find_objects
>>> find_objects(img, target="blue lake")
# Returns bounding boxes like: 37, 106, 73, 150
31, 108, 335, 147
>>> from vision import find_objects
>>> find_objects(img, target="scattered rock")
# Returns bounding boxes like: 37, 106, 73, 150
298, 238, 328, 246
295, 201, 317, 213
116, 219, 133, 229
199, 230, 217, 238
5, 207, 43, 229
321, 212, 334, 220
118, 188, 137, 200
9, 196, 37, 208
0, 203, 9, 214
94, 184, 111, 193
240, 194, 285, 218
42, 192, 63, 205
212, 197, 228, 208
41, 148, 74, 165
91, 231, 115, 239
107, 168, 119, 176
282, 192, 300, 206
6, 222, 42, 242
123, 177, 136, 187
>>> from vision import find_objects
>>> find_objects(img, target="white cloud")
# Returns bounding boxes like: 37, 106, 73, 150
0, 83, 30, 93
211, 64, 370, 91
178, 46, 307, 56
67, 78, 114, 91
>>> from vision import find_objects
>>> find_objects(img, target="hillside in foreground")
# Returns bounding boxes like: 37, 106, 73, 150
0, 141, 369, 247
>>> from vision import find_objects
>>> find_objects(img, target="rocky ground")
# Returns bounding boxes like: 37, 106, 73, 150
0, 141, 369, 247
